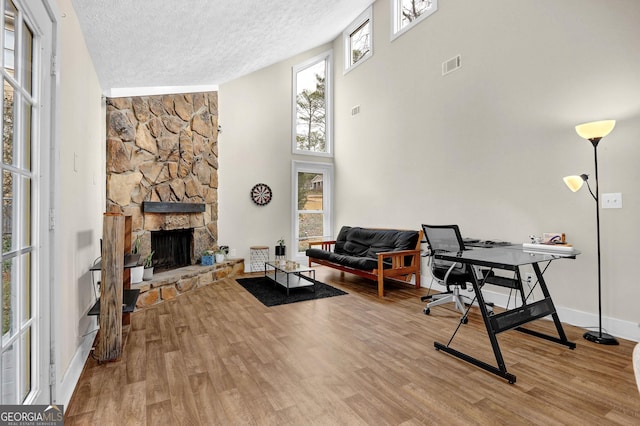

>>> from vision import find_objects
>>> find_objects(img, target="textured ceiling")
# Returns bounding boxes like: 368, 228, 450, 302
71, 0, 374, 94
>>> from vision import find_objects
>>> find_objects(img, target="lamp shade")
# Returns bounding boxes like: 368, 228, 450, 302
563, 175, 585, 192
575, 120, 616, 140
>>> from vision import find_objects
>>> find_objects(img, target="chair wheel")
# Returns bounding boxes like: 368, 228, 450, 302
423, 307, 430, 315
461, 316, 468, 324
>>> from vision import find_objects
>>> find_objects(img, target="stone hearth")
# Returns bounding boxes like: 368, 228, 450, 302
133, 259, 244, 309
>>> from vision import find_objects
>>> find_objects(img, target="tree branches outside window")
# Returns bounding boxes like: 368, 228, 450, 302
401, 0, 433, 26
296, 74, 326, 152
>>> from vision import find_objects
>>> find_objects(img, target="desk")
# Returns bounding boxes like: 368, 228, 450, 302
434, 245, 577, 383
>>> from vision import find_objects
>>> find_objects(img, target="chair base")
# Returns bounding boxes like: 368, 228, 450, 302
422, 287, 493, 320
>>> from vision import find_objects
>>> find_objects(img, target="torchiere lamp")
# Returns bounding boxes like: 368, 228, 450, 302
563, 119, 618, 345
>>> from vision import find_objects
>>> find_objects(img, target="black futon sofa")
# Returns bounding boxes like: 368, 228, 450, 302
306, 226, 422, 298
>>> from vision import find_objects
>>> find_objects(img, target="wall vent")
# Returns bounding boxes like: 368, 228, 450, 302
351, 105, 360, 116
442, 55, 461, 76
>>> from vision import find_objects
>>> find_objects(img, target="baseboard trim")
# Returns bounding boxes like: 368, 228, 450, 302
56, 328, 97, 411
481, 288, 640, 343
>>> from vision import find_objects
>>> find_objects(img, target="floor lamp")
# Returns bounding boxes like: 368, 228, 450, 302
563, 119, 619, 345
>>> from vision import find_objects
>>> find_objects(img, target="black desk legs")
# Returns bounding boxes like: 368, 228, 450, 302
434, 268, 517, 384
434, 263, 575, 384
515, 263, 576, 349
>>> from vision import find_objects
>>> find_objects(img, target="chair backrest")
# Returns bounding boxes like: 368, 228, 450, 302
421, 224, 469, 284
421, 224, 465, 254
634, 342, 640, 394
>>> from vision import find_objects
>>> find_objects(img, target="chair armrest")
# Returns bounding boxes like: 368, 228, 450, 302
308, 240, 337, 251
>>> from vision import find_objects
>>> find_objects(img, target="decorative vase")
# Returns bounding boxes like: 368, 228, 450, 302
215, 253, 226, 263
275, 245, 286, 260
143, 267, 154, 281
130, 265, 144, 284
201, 255, 214, 266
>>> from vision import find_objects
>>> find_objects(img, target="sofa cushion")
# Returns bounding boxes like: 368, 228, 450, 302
306, 248, 378, 270
337, 227, 419, 259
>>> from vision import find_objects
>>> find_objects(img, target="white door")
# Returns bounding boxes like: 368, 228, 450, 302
1, 0, 55, 404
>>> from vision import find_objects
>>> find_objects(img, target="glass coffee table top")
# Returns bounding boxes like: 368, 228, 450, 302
264, 260, 316, 295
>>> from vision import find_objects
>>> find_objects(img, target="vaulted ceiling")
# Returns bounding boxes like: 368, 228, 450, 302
71, 0, 374, 94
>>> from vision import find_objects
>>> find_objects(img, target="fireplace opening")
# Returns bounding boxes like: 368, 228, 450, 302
151, 229, 193, 272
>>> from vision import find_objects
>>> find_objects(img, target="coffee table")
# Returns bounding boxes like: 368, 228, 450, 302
264, 260, 316, 296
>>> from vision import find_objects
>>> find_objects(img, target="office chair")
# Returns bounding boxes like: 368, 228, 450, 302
421, 224, 483, 323
634, 342, 640, 394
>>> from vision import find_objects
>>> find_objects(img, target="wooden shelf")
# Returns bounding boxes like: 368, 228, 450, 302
90, 253, 140, 271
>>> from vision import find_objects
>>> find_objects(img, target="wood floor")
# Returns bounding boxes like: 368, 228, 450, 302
65, 267, 640, 425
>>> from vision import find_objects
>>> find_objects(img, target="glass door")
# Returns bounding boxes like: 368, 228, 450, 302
1, 0, 53, 404
292, 161, 333, 256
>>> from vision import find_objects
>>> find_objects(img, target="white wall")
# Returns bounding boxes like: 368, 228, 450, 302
55, 0, 105, 405
220, 0, 640, 340
218, 45, 333, 271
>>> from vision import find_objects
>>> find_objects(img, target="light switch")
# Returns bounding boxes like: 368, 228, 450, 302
602, 192, 622, 209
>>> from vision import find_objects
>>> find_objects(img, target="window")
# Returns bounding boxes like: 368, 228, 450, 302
391, 0, 438, 40
1, 0, 53, 405
292, 161, 333, 257
292, 51, 332, 156
2, 0, 35, 403
343, 7, 373, 73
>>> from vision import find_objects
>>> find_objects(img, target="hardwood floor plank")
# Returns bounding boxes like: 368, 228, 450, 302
164, 350, 202, 425
125, 329, 146, 384
145, 339, 170, 405
143, 306, 161, 342
187, 372, 233, 425
146, 401, 173, 426
65, 267, 640, 425
120, 381, 146, 425
158, 313, 180, 353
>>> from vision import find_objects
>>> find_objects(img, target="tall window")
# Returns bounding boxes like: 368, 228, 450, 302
292, 51, 332, 157
292, 161, 332, 257
343, 7, 373, 73
2, 0, 35, 404
391, 0, 438, 40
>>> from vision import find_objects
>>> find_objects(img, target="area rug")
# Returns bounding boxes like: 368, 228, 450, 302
236, 276, 347, 307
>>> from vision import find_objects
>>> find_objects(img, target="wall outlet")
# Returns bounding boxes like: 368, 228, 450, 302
602, 192, 622, 209
525, 273, 534, 284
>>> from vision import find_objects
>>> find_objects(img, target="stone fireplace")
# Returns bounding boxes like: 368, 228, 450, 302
105, 92, 219, 263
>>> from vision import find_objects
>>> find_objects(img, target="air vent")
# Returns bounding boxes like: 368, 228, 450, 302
351, 105, 361, 116
442, 54, 461, 76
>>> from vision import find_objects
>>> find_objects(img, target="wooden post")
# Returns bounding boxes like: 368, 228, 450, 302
98, 212, 125, 361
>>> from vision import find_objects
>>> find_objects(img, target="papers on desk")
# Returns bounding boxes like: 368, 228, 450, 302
522, 243, 577, 255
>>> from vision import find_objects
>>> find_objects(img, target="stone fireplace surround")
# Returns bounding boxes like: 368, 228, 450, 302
105, 91, 243, 308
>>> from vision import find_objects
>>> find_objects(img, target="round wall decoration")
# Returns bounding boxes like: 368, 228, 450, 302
251, 183, 272, 206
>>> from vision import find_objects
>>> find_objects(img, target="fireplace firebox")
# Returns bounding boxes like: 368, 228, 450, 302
151, 229, 193, 271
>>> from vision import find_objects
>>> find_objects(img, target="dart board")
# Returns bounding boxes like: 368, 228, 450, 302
250, 183, 272, 206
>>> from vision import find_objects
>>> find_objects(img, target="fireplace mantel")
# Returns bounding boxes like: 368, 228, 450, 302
142, 202, 206, 213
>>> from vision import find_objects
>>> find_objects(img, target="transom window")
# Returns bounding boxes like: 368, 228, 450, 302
391, 0, 438, 40
343, 7, 373, 73
292, 51, 332, 157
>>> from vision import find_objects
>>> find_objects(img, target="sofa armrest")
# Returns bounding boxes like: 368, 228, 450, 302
376, 249, 422, 297
377, 249, 421, 265
308, 240, 337, 251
